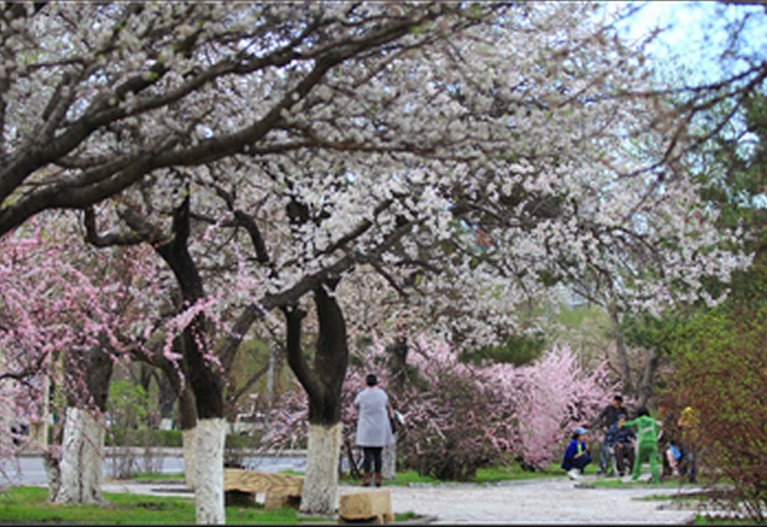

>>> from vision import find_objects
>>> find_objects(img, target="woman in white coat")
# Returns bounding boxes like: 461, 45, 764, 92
354, 373, 394, 486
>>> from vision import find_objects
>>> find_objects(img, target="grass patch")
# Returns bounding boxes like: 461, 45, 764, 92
126, 472, 185, 481
0, 486, 325, 524
693, 515, 755, 525
590, 478, 697, 489
340, 461, 566, 487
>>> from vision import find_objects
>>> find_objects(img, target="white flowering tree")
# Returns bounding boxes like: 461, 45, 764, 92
0, 1, 761, 522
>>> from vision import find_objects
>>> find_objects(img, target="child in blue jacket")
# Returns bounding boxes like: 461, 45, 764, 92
561, 427, 592, 480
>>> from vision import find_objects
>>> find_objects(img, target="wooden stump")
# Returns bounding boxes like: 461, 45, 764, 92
338, 488, 393, 524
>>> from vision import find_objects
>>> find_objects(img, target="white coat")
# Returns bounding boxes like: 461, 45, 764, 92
354, 387, 394, 447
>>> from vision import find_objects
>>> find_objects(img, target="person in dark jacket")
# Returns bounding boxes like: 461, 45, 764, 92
594, 394, 624, 475
613, 414, 636, 476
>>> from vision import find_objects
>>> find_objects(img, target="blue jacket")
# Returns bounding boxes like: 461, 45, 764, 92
561, 439, 588, 470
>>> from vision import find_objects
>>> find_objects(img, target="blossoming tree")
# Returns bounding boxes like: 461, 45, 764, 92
0, 1, 760, 522
0, 216, 168, 503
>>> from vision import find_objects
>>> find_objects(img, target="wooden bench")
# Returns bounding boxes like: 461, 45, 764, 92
338, 488, 394, 524
223, 468, 303, 510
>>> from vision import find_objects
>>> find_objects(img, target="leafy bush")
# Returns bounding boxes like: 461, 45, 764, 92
661, 305, 767, 523
105, 429, 183, 447
398, 336, 613, 475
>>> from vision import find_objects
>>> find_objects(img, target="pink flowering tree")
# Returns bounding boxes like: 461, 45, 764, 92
0, 216, 168, 502
266, 332, 615, 480
488, 346, 616, 469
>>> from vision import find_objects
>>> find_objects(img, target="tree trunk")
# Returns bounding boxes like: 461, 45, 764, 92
609, 304, 633, 394
183, 428, 197, 490
382, 337, 407, 480
284, 280, 349, 516
153, 196, 225, 523
636, 346, 661, 409
301, 423, 341, 515
51, 346, 113, 504
382, 436, 396, 479
43, 450, 61, 502
54, 407, 106, 505
175, 385, 198, 489
193, 417, 226, 524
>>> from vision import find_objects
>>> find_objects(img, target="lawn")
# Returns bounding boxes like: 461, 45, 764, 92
0, 486, 325, 525
340, 461, 568, 487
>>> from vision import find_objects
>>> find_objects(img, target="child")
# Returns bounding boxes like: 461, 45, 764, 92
665, 440, 685, 477
561, 427, 592, 480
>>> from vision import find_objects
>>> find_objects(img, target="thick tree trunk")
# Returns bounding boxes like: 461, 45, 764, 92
183, 428, 197, 490
153, 196, 226, 524
301, 422, 341, 515
609, 304, 633, 394
193, 418, 226, 524
382, 437, 396, 479
636, 346, 661, 409
175, 386, 198, 489
382, 337, 407, 480
284, 280, 349, 516
43, 450, 61, 502
54, 407, 106, 505
50, 346, 113, 504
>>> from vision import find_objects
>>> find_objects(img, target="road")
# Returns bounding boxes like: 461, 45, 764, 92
1, 449, 306, 486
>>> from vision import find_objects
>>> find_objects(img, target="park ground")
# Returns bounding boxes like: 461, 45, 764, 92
101, 473, 726, 525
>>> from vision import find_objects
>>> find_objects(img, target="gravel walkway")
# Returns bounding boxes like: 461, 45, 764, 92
104, 474, 702, 524
348, 476, 700, 524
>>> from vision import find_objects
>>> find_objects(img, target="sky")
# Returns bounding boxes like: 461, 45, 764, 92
612, 0, 767, 83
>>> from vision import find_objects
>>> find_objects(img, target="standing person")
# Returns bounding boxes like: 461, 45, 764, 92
621, 406, 661, 484
677, 406, 700, 483
561, 427, 592, 480
354, 373, 394, 487
594, 394, 624, 475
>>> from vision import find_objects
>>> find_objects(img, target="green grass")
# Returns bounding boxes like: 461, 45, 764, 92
128, 472, 185, 481
0, 486, 325, 525
340, 462, 566, 487
589, 477, 695, 489
692, 515, 756, 525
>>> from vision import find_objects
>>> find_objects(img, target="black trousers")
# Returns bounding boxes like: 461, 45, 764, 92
362, 447, 383, 473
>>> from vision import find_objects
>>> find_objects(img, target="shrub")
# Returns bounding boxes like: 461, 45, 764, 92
264, 333, 614, 479
661, 305, 767, 523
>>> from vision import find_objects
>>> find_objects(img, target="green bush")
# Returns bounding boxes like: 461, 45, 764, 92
106, 428, 182, 447
662, 305, 767, 523
104, 428, 263, 450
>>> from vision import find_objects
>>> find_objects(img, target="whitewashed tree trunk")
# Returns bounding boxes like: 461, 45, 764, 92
382, 434, 396, 479
43, 450, 61, 502
183, 427, 197, 490
300, 422, 341, 516
194, 418, 225, 524
54, 407, 105, 505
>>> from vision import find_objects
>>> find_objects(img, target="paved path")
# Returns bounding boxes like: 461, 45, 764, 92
102, 474, 701, 524
369, 477, 699, 524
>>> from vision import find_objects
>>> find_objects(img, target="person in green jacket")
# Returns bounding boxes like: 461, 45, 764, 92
620, 406, 661, 484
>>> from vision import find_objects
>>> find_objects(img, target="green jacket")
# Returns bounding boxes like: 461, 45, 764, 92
621, 415, 659, 448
